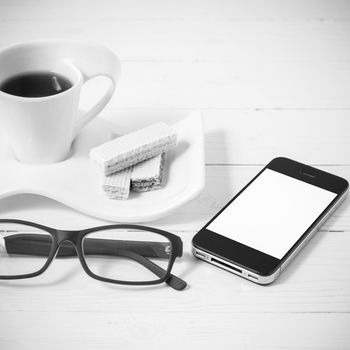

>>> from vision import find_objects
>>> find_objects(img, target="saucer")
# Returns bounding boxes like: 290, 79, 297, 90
0, 110, 205, 222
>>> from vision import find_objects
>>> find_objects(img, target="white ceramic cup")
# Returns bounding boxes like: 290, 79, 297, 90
0, 40, 120, 163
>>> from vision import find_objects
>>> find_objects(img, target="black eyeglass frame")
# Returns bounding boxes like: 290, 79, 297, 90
0, 219, 186, 290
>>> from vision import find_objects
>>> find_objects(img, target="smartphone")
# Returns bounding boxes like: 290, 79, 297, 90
192, 157, 348, 284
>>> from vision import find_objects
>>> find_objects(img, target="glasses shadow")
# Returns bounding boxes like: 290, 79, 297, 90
102, 282, 169, 292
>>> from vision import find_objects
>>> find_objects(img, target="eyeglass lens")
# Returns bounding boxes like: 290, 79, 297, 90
0, 222, 52, 276
82, 228, 172, 282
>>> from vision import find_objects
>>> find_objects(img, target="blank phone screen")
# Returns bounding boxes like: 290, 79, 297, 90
207, 169, 337, 259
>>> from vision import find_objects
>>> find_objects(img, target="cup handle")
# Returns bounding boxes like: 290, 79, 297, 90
67, 43, 121, 137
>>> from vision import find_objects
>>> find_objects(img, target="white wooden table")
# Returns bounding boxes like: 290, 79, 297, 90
0, 1, 350, 349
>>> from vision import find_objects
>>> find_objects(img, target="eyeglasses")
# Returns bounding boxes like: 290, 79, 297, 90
0, 219, 187, 291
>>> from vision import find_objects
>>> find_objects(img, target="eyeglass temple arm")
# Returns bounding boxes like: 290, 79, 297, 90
2, 233, 171, 258
110, 248, 187, 291
3, 234, 187, 291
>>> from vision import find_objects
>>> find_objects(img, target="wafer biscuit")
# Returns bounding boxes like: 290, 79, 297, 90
103, 167, 132, 200
90, 122, 176, 175
131, 153, 165, 192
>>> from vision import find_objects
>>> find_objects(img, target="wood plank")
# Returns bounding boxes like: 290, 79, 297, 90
0, 311, 349, 349
1, 0, 350, 21
202, 110, 350, 165
65, 60, 350, 110
1, 21, 350, 62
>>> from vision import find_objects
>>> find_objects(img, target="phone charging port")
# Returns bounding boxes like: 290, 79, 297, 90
211, 257, 242, 274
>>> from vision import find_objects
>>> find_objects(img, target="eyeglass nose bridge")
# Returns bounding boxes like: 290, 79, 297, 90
56, 229, 81, 245
53, 230, 84, 260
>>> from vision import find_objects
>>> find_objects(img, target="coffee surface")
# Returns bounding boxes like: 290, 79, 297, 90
0, 71, 73, 98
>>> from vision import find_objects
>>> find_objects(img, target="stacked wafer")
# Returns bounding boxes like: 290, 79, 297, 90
90, 122, 177, 200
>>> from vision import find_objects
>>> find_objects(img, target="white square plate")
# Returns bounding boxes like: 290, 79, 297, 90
0, 110, 205, 222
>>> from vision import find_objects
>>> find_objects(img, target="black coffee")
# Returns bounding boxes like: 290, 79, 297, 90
0, 71, 73, 98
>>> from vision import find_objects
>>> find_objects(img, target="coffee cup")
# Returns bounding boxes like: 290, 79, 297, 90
0, 40, 120, 164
